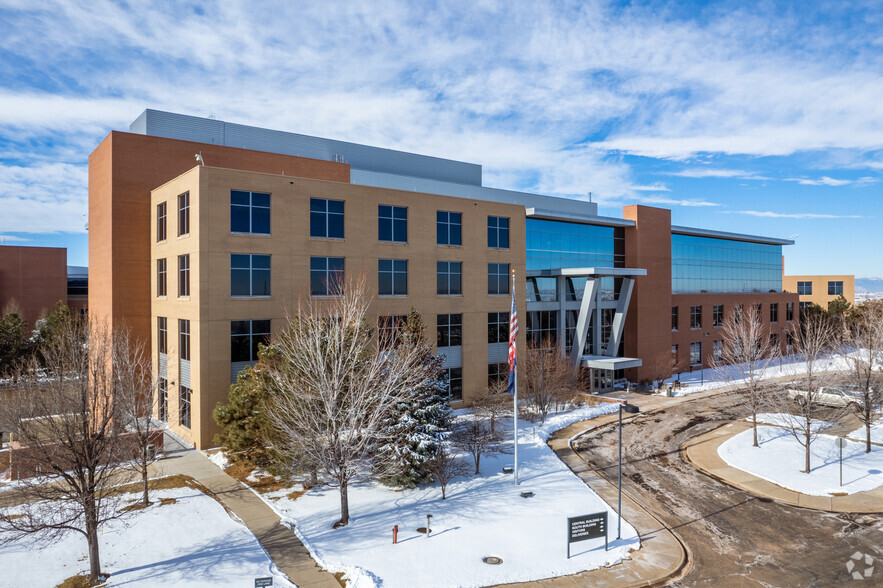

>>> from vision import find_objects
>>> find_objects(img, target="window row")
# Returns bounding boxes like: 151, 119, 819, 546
158, 192, 511, 250
158, 255, 512, 298
671, 302, 794, 330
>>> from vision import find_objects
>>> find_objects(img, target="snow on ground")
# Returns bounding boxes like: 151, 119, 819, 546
850, 418, 883, 445
665, 352, 855, 397
753, 413, 833, 432
205, 449, 230, 470
258, 404, 638, 588
0, 485, 293, 587
718, 422, 883, 496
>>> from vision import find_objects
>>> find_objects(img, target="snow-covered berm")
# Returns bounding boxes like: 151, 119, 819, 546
0, 486, 293, 587
718, 421, 883, 496
258, 405, 637, 588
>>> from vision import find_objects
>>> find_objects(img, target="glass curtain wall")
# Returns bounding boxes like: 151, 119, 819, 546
671, 234, 782, 294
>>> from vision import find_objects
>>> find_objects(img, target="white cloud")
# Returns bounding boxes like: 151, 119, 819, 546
0, 163, 88, 234
785, 176, 853, 186
718, 210, 864, 219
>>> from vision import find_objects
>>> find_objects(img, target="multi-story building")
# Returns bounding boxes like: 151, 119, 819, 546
783, 274, 855, 311
0, 245, 69, 328
89, 110, 799, 448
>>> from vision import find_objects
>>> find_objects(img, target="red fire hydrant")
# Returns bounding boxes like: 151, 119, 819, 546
392, 525, 399, 545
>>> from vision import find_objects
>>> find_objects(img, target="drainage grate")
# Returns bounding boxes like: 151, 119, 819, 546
482, 556, 503, 565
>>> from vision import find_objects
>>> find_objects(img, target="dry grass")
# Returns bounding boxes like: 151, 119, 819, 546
224, 460, 292, 494
286, 488, 306, 501
3, 513, 24, 520
57, 573, 108, 588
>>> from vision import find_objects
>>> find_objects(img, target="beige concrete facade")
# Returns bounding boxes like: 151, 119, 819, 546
151, 166, 526, 448
783, 274, 855, 310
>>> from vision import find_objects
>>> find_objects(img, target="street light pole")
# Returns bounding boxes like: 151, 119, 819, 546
617, 402, 640, 541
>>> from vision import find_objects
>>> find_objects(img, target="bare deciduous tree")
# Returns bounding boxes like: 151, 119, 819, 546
778, 314, 838, 473
0, 319, 133, 582
521, 341, 578, 423
423, 443, 470, 499
265, 278, 441, 528
114, 328, 164, 507
841, 300, 883, 452
472, 379, 511, 434
650, 347, 678, 388
450, 416, 510, 475
711, 307, 778, 447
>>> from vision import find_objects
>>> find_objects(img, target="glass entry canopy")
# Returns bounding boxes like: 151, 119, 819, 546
524, 267, 646, 380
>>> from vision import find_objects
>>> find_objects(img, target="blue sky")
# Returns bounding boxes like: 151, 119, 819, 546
0, 0, 881, 275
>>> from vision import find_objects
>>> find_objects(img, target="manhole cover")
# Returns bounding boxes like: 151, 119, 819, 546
416, 527, 432, 534
483, 556, 503, 565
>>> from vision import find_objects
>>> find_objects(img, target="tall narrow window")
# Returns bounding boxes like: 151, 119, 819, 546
157, 202, 167, 242
178, 254, 190, 297
157, 258, 167, 297
378, 315, 407, 349
378, 259, 408, 296
488, 312, 509, 344
690, 305, 702, 329
437, 211, 462, 246
671, 306, 679, 330
310, 198, 344, 239
786, 302, 794, 321
158, 378, 168, 421
770, 303, 779, 323
690, 341, 701, 366
231, 320, 271, 362
734, 304, 744, 324
444, 367, 463, 401
157, 316, 168, 354
310, 256, 344, 296
488, 263, 510, 295
488, 363, 508, 386
378, 205, 407, 242
231, 254, 271, 297
231, 190, 271, 234
713, 305, 724, 327
177, 192, 190, 236
488, 216, 509, 248
437, 314, 463, 347
179, 386, 192, 428
179, 319, 190, 361
712, 340, 723, 362
437, 261, 462, 295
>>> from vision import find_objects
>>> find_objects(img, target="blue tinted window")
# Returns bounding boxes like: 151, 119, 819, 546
488, 263, 509, 295
379, 258, 407, 295
230, 190, 270, 235
310, 256, 344, 296
488, 216, 509, 248
231, 254, 271, 296
310, 198, 344, 239
671, 234, 783, 294
437, 211, 462, 246
379, 205, 407, 242
437, 261, 462, 295
231, 319, 271, 362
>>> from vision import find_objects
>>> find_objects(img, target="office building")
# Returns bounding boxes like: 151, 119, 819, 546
783, 275, 854, 311
90, 110, 798, 448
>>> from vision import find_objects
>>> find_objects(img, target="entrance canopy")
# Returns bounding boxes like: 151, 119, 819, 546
525, 267, 647, 373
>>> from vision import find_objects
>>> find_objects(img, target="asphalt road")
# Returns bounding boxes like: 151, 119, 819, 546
572, 392, 883, 587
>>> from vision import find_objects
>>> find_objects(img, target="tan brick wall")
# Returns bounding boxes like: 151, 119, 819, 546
783, 275, 855, 309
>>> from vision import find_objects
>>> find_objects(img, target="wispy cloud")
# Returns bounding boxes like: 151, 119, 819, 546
783, 175, 879, 187
666, 168, 772, 180
719, 210, 864, 219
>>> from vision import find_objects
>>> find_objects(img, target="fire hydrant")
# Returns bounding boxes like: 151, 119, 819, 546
392, 525, 399, 545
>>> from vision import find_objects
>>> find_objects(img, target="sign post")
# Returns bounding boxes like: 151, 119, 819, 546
836, 437, 847, 487
255, 578, 273, 588
567, 512, 608, 559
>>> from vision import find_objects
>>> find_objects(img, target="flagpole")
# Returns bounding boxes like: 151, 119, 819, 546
512, 269, 519, 486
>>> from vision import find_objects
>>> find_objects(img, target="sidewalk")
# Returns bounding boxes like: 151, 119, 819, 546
155, 449, 341, 588
683, 421, 883, 513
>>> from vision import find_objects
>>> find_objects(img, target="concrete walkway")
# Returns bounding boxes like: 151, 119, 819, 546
157, 449, 341, 588
683, 421, 883, 514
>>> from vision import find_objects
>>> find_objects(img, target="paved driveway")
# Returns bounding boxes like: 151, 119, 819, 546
572, 392, 883, 587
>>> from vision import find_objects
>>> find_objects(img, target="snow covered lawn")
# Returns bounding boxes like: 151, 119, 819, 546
718, 421, 883, 496
850, 418, 883, 445
0, 483, 293, 587
257, 404, 637, 588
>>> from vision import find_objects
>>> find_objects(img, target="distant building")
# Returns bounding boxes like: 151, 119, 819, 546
0, 245, 68, 328
783, 275, 854, 311
88, 110, 799, 448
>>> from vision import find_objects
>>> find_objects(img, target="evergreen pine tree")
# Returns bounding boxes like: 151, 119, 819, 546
377, 309, 451, 487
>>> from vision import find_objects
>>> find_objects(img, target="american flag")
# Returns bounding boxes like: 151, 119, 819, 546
507, 286, 518, 394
